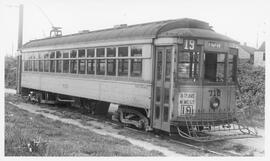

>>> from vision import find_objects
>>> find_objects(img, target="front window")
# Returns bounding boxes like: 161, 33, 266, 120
204, 53, 225, 82
228, 48, 237, 83
228, 54, 237, 83
178, 51, 199, 81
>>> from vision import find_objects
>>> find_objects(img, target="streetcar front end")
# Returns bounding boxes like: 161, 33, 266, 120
170, 39, 258, 141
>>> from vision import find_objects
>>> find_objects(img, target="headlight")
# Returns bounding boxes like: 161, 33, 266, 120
210, 97, 220, 110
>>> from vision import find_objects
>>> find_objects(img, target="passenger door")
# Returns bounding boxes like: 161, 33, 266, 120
153, 46, 172, 132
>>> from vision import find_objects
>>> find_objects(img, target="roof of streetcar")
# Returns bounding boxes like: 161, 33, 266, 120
22, 18, 237, 49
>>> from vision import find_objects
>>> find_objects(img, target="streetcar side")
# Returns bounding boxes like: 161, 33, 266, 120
21, 43, 154, 116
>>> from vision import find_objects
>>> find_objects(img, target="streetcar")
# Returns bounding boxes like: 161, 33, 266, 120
20, 18, 258, 141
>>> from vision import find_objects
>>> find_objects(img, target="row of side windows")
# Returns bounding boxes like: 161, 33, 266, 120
23, 46, 143, 77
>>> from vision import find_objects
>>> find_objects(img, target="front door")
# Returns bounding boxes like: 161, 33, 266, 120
153, 46, 172, 132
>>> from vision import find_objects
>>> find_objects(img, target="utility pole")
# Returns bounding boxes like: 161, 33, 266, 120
16, 4, 23, 94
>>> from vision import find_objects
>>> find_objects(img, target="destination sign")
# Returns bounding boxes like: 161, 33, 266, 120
207, 41, 221, 49
204, 40, 225, 52
178, 92, 196, 116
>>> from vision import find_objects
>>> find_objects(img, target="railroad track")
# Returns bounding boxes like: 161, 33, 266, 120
118, 125, 233, 156
85, 115, 237, 156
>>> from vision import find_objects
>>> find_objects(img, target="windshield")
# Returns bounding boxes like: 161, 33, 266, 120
177, 51, 199, 82
177, 50, 237, 84
228, 48, 237, 83
204, 53, 225, 82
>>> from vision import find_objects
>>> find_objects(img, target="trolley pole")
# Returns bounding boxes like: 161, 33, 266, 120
16, 4, 23, 94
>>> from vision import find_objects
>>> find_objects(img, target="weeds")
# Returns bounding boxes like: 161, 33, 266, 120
5, 101, 162, 156
236, 62, 265, 127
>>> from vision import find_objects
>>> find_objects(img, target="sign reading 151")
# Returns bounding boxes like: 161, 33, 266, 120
184, 39, 196, 51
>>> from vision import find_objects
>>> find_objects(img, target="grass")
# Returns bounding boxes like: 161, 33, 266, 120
5, 99, 163, 156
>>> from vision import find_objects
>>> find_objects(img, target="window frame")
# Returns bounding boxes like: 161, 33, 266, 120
78, 59, 86, 74
131, 45, 143, 57
107, 59, 116, 76
203, 51, 227, 85
177, 51, 200, 85
130, 58, 142, 77
118, 46, 129, 57
96, 59, 105, 75
118, 59, 129, 76
87, 59, 95, 75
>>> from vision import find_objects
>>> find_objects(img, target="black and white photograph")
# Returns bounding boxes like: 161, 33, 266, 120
1, 0, 268, 158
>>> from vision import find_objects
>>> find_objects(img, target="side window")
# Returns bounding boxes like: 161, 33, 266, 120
50, 51, 55, 58
39, 60, 44, 72
107, 47, 116, 76
70, 60, 77, 74
70, 50, 77, 74
97, 48, 105, 57
34, 60, 39, 72
118, 46, 129, 76
44, 53, 49, 72
87, 48, 95, 75
24, 60, 28, 71
50, 51, 56, 72
56, 51, 62, 73
78, 49, 86, 58
97, 59, 105, 75
79, 59, 86, 74
87, 48, 95, 57
131, 59, 142, 77
70, 50, 77, 58
32, 55, 39, 72
56, 51, 61, 58
131, 46, 142, 77
78, 49, 86, 74
107, 59, 116, 76
87, 59, 95, 74
29, 60, 32, 71
50, 60, 55, 72
63, 51, 69, 73
56, 60, 62, 73
131, 46, 142, 57
118, 47, 128, 57
107, 47, 116, 57
118, 59, 128, 76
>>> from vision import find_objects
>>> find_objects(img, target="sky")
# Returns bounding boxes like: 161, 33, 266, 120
0, 0, 269, 56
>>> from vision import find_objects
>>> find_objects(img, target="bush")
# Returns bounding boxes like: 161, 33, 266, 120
5, 56, 17, 89
236, 62, 265, 126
